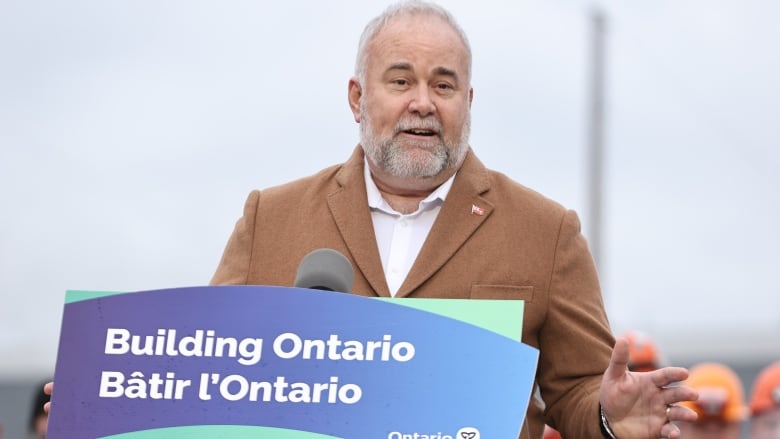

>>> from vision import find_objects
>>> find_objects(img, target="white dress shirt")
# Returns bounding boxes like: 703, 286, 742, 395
364, 159, 456, 296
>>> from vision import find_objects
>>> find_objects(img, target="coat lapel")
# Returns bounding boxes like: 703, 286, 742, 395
395, 150, 493, 297
326, 147, 493, 298
327, 146, 391, 297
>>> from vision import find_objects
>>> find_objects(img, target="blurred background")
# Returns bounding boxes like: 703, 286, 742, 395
1, 0, 778, 437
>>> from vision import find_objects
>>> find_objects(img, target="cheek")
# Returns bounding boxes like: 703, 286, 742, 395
441, 105, 469, 132
365, 96, 403, 128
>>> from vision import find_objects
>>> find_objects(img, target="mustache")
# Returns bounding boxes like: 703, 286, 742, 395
394, 117, 442, 134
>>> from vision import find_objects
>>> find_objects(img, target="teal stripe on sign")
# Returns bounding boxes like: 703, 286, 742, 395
376, 298, 524, 341
64, 290, 124, 304
99, 425, 343, 439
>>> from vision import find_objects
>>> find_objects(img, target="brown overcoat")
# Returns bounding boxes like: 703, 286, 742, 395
212, 146, 614, 438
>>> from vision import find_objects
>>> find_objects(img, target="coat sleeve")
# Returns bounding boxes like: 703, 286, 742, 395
539, 209, 614, 436
209, 190, 261, 285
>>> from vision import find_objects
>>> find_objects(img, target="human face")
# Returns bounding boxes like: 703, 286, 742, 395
678, 420, 742, 439
349, 14, 473, 188
751, 408, 780, 439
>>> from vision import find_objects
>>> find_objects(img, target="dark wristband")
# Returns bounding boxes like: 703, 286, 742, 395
599, 404, 618, 439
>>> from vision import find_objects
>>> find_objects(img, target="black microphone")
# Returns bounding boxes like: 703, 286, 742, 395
294, 248, 354, 293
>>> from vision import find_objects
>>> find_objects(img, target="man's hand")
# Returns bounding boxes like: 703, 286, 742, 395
600, 337, 699, 439
43, 381, 53, 414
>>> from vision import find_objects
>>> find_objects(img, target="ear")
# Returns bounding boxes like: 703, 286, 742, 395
468, 87, 474, 108
348, 77, 362, 123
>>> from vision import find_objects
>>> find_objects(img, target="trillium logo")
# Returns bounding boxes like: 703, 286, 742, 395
386, 426, 481, 439
456, 427, 480, 439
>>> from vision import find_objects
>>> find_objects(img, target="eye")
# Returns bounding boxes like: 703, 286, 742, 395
434, 82, 456, 95
390, 78, 410, 88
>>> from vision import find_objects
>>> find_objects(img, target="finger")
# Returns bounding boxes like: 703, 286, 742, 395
662, 384, 699, 407
666, 404, 699, 423
603, 337, 630, 381
43, 382, 53, 414
650, 366, 690, 387
660, 421, 681, 439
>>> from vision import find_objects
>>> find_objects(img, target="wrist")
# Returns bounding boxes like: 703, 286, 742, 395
599, 404, 618, 439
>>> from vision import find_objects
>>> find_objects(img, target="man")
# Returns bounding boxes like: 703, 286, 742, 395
210, 1, 697, 438
677, 362, 749, 439
749, 361, 780, 439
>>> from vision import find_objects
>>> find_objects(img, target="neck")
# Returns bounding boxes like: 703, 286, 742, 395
379, 192, 426, 214
363, 148, 465, 214
367, 163, 456, 215
372, 176, 430, 214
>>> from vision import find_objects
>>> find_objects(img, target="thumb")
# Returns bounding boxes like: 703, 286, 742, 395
604, 337, 630, 381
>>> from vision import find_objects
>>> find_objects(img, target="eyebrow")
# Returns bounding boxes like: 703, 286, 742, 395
385, 62, 413, 74
384, 63, 460, 82
432, 66, 459, 82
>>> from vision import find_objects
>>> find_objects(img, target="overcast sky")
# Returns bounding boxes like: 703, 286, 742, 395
1, 0, 778, 379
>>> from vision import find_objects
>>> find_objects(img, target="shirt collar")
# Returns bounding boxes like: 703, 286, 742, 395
364, 157, 456, 214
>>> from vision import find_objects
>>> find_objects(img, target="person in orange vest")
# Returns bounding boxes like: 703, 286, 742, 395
623, 330, 663, 372
749, 361, 780, 439
678, 362, 749, 439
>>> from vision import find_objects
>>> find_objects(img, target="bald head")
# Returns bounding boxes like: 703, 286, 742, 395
354, 1, 472, 87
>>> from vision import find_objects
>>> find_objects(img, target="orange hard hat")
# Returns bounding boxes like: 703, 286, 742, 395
680, 362, 749, 423
749, 361, 780, 416
623, 330, 660, 372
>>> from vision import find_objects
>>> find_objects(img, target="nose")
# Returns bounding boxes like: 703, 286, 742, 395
407, 85, 436, 117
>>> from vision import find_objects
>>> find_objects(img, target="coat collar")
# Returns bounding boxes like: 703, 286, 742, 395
328, 145, 494, 297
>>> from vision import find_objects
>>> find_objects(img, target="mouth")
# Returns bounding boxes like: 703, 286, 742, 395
401, 128, 438, 137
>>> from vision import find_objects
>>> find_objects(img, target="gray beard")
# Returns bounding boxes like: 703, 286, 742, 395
359, 105, 471, 179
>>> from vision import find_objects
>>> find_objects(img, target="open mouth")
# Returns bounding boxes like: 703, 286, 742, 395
402, 128, 438, 137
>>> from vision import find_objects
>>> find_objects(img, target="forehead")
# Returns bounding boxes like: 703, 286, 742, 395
366, 14, 469, 78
